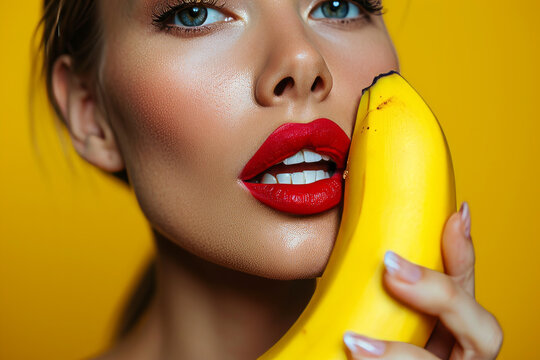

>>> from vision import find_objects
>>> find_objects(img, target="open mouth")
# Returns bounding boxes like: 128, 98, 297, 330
244, 149, 337, 184
240, 118, 350, 215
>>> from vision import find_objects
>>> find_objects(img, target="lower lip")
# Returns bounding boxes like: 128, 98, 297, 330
241, 171, 343, 215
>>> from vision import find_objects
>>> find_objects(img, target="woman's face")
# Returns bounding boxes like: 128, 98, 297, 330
97, 0, 398, 279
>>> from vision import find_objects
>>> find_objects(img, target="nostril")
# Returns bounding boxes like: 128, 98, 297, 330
274, 77, 294, 96
311, 76, 322, 92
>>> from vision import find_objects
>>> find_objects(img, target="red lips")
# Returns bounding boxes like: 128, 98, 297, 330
240, 118, 350, 215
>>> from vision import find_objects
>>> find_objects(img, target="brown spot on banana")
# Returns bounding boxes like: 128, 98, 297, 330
377, 96, 395, 110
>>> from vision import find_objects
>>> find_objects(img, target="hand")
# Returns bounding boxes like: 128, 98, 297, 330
343, 202, 504, 359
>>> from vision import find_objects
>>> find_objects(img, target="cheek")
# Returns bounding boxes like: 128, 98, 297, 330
316, 27, 399, 137
99, 44, 226, 232
104, 58, 214, 167
331, 31, 398, 87
101, 40, 250, 185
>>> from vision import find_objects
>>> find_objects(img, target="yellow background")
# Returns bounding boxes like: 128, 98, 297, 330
1, 0, 538, 359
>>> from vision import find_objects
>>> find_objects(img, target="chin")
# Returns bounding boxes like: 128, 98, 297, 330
228, 209, 342, 281
150, 192, 342, 282
235, 234, 336, 281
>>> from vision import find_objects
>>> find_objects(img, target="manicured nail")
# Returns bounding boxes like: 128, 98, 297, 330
459, 201, 471, 239
384, 250, 422, 283
344, 331, 386, 357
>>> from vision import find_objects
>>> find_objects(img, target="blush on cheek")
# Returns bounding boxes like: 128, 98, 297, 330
103, 42, 252, 174
103, 62, 212, 172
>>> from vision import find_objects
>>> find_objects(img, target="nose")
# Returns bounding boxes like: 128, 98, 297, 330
254, 13, 333, 107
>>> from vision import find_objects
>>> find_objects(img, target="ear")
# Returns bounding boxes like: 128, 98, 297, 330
51, 55, 125, 172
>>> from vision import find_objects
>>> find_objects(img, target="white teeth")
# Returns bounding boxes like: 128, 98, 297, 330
292, 172, 306, 184
262, 170, 331, 184
261, 173, 277, 184
304, 170, 317, 184
283, 151, 304, 165
261, 148, 333, 185
276, 173, 292, 184
303, 150, 322, 163
315, 170, 326, 181
282, 149, 332, 165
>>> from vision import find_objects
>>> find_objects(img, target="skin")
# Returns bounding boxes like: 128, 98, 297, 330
51, 0, 503, 359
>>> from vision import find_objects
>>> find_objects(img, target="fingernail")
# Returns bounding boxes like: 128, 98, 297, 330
459, 201, 471, 239
344, 331, 386, 357
384, 250, 422, 283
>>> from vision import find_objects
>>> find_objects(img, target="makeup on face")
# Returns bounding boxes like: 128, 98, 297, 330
98, 0, 398, 279
240, 118, 351, 215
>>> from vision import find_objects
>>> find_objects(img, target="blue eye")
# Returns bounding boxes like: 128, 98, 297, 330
311, 0, 361, 20
172, 6, 227, 27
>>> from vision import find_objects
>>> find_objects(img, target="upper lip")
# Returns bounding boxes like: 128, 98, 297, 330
239, 118, 351, 181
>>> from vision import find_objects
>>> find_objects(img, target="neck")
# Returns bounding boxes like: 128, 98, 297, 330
112, 229, 316, 360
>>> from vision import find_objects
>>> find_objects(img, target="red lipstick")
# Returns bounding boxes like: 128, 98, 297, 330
240, 118, 350, 215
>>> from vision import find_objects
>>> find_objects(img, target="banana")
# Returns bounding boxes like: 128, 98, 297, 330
258, 71, 456, 359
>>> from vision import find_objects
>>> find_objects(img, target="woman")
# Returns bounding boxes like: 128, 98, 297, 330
38, 0, 503, 358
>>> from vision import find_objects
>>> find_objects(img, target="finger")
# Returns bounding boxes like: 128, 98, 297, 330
343, 331, 439, 359
424, 319, 455, 359
382, 251, 503, 357
441, 202, 475, 296
426, 202, 475, 355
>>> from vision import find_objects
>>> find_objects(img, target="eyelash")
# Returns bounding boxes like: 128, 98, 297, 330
151, 0, 384, 37
356, 0, 384, 15
151, 0, 226, 36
